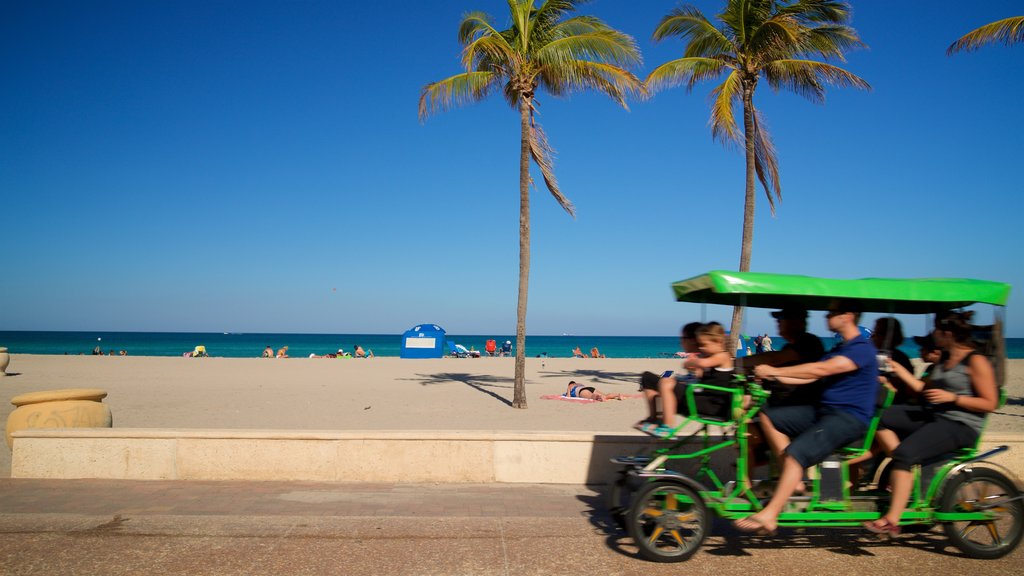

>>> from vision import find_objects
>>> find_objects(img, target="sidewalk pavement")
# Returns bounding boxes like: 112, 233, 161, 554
0, 479, 1021, 576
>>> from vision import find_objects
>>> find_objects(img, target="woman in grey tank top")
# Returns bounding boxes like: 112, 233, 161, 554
864, 311, 999, 535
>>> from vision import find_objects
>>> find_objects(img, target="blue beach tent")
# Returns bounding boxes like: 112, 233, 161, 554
400, 324, 446, 359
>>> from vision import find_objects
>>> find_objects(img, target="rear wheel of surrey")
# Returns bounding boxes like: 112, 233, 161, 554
940, 468, 1024, 559
626, 481, 707, 562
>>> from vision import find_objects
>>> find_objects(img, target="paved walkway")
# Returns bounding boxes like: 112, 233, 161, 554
0, 479, 1021, 575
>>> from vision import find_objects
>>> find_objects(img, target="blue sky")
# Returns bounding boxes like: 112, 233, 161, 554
2, 1, 1022, 338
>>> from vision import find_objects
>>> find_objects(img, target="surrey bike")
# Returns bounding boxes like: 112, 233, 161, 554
609, 271, 1021, 561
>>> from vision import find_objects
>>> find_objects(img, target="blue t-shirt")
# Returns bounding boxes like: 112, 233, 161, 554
820, 335, 879, 424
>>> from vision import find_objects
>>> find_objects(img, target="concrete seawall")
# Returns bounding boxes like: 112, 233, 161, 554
12, 429, 1024, 485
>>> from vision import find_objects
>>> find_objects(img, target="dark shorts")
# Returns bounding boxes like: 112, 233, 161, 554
763, 405, 867, 468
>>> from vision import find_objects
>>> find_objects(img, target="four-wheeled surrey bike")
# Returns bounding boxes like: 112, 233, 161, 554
609, 271, 1022, 561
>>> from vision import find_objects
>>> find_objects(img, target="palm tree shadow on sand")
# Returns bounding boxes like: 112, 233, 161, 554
404, 372, 515, 407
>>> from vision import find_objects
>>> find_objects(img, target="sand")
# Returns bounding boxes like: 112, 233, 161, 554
2, 354, 1022, 477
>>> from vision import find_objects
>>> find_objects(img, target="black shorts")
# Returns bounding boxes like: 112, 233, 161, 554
763, 405, 866, 468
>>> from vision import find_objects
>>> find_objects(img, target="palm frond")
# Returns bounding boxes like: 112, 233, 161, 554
776, 0, 852, 26
508, 0, 536, 52
708, 70, 743, 145
796, 25, 866, 60
534, 0, 580, 32
644, 57, 729, 95
550, 15, 605, 37
536, 29, 642, 68
947, 16, 1024, 54
541, 60, 643, 107
720, 0, 774, 47
418, 71, 498, 121
748, 15, 802, 63
763, 59, 869, 103
751, 108, 781, 215
458, 11, 500, 45
529, 121, 575, 217
462, 34, 517, 72
653, 6, 734, 57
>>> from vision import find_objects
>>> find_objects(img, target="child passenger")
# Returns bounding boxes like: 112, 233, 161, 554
638, 322, 735, 437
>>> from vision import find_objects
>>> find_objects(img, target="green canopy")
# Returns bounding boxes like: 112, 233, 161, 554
672, 271, 1011, 314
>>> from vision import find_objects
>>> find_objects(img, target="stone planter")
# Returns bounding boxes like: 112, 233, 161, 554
0, 347, 9, 376
5, 388, 113, 449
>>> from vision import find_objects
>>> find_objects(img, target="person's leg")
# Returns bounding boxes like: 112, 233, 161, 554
735, 453, 804, 533
758, 405, 816, 459
874, 428, 900, 456
658, 377, 678, 426
758, 412, 791, 459
870, 418, 977, 530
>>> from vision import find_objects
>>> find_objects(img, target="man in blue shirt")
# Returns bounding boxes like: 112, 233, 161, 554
734, 299, 879, 535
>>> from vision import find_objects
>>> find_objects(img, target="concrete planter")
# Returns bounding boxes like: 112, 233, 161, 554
6, 388, 112, 450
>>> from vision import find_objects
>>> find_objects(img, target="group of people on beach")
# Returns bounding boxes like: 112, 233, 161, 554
92, 346, 128, 356
571, 346, 605, 358
626, 301, 997, 537
261, 345, 373, 359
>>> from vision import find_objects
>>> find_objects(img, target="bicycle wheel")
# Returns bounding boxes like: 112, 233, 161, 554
940, 467, 1024, 559
626, 481, 707, 562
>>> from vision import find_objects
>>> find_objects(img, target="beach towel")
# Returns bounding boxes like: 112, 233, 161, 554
541, 394, 598, 403
540, 393, 644, 403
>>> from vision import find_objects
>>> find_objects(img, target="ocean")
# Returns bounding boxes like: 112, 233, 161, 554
2, 331, 1023, 360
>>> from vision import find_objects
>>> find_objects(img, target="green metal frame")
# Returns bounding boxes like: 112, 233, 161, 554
629, 378, 1002, 527
618, 270, 1013, 535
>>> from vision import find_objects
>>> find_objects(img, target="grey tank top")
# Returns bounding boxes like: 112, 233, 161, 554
928, 353, 986, 434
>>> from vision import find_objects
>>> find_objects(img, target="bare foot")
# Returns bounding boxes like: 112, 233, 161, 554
733, 514, 777, 536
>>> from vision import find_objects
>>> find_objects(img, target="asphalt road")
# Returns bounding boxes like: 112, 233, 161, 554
0, 480, 1021, 576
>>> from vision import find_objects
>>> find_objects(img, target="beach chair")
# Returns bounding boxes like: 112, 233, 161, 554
447, 341, 469, 358
455, 344, 480, 358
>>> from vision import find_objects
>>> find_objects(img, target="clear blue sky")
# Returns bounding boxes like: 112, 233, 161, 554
2, 1, 1022, 338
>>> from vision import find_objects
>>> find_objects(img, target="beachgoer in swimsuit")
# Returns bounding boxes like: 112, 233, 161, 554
564, 381, 623, 402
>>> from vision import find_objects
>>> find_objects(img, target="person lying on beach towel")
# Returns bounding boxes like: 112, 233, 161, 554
564, 381, 624, 402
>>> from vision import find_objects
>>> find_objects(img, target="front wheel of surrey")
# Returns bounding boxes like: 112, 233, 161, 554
626, 481, 707, 562
940, 467, 1024, 559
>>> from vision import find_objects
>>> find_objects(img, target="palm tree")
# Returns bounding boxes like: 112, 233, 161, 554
419, 1, 642, 408
644, 0, 869, 342
948, 16, 1024, 54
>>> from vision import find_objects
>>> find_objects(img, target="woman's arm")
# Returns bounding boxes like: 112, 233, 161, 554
886, 361, 926, 394
923, 355, 998, 412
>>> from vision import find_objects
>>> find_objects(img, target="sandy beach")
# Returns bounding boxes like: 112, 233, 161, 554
2, 354, 1022, 477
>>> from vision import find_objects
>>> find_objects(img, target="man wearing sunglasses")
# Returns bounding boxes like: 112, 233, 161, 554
734, 299, 880, 535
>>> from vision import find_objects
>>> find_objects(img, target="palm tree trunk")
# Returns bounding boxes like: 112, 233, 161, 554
730, 87, 757, 353
513, 96, 532, 409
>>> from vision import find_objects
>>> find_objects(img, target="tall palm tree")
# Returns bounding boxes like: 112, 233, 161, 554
644, 0, 869, 342
948, 16, 1024, 54
419, 1, 642, 408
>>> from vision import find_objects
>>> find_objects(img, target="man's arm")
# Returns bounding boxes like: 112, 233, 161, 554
755, 355, 858, 383
739, 347, 800, 369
